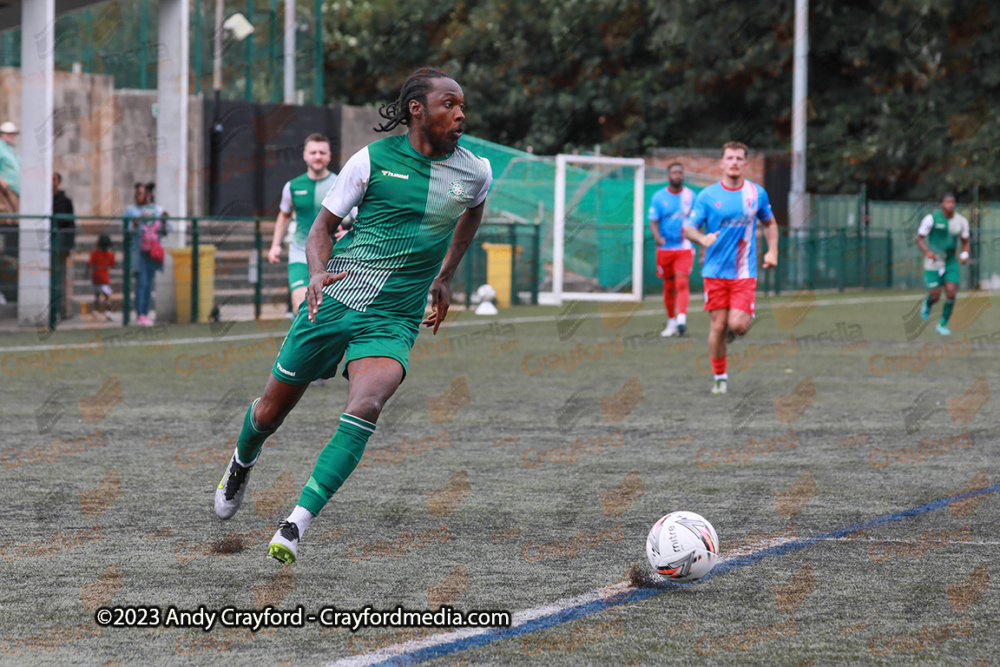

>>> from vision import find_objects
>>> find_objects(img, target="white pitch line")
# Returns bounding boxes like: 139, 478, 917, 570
0, 292, 952, 353
325, 581, 634, 667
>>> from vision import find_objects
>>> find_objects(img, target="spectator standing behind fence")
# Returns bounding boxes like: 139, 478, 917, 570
0, 122, 20, 219
88, 234, 115, 321
53, 172, 75, 319
124, 182, 169, 326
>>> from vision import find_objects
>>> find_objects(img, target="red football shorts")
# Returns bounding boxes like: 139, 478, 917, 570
656, 248, 694, 279
703, 277, 757, 314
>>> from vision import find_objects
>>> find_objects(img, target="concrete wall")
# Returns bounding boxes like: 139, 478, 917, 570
339, 104, 405, 166
0, 67, 117, 216
112, 90, 203, 217
0, 69, 203, 218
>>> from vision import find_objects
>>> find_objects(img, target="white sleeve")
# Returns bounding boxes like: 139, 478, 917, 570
470, 158, 493, 208
959, 214, 970, 239
322, 148, 370, 217
279, 182, 293, 214
916, 214, 934, 236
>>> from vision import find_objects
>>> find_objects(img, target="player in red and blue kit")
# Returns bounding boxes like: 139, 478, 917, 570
649, 162, 695, 337
683, 142, 778, 395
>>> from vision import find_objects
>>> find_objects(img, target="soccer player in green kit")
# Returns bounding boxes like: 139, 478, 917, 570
268, 133, 347, 316
916, 192, 970, 335
213, 68, 492, 564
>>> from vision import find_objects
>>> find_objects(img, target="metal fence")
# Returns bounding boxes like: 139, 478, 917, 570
0, 204, 995, 330
0, 214, 540, 330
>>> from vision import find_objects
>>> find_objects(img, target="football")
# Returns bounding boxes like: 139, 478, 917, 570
646, 511, 720, 583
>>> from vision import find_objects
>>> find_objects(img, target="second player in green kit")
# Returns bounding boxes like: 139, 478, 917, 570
916, 192, 970, 336
214, 68, 492, 564
268, 134, 351, 316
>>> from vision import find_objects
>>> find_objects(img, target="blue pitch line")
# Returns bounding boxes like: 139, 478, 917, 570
369, 482, 1000, 667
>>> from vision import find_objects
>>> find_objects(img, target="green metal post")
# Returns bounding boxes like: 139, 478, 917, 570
191, 218, 200, 322
140, 0, 149, 88
464, 249, 473, 309
508, 223, 517, 306
122, 220, 132, 325
970, 184, 980, 289
314, 0, 323, 104
49, 218, 58, 330
82, 9, 93, 72
2, 32, 10, 66
245, 0, 255, 101
193, 0, 202, 95
885, 229, 893, 289
255, 218, 263, 318
838, 228, 846, 291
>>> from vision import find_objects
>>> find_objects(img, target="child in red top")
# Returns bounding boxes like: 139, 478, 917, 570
88, 234, 116, 320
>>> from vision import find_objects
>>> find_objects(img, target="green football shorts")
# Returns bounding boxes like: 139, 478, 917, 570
924, 257, 960, 288
271, 297, 419, 385
288, 263, 309, 291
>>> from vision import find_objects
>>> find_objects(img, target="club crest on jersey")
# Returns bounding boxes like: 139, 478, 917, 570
715, 201, 722, 209
448, 180, 468, 200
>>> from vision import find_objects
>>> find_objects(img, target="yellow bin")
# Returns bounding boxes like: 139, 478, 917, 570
170, 245, 216, 323
480, 242, 522, 308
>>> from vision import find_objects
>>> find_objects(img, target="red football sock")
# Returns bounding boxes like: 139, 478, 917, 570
663, 277, 676, 318
675, 274, 690, 316
711, 356, 727, 376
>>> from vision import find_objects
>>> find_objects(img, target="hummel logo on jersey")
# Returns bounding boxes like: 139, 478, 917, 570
294, 190, 308, 195
382, 170, 409, 180
276, 362, 296, 377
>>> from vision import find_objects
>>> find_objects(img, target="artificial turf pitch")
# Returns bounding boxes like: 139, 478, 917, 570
0, 289, 996, 665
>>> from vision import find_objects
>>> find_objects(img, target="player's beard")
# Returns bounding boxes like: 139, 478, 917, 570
425, 124, 461, 155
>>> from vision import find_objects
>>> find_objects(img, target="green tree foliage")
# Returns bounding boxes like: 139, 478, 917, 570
322, 0, 1000, 199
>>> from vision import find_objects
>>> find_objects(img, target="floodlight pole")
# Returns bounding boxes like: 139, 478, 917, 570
284, 0, 296, 103
789, 0, 808, 229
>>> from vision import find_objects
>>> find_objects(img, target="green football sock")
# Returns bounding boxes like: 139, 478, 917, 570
925, 294, 938, 309
235, 399, 277, 467
298, 414, 375, 516
941, 298, 955, 325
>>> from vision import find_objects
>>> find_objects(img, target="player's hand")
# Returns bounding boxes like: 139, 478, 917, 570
762, 249, 778, 269
422, 276, 451, 335
305, 270, 348, 322
924, 250, 938, 262
653, 234, 665, 247
700, 232, 718, 248
959, 252, 969, 265
334, 228, 348, 242
267, 244, 282, 263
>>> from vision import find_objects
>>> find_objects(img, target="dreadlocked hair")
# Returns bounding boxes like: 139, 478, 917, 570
374, 68, 454, 133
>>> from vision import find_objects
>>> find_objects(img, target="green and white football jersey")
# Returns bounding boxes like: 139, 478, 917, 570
320, 135, 492, 321
918, 211, 969, 270
280, 170, 339, 259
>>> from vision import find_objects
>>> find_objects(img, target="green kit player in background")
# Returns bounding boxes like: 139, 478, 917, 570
916, 192, 970, 336
268, 133, 356, 316
214, 68, 492, 564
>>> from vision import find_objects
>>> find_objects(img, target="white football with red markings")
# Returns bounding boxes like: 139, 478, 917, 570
646, 511, 720, 583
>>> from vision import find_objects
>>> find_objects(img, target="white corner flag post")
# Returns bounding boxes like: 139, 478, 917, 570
789, 0, 809, 231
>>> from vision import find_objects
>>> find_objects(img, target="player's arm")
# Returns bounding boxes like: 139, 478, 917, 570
649, 218, 665, 247
959, 217, 971, 264
761, 216, 778, 268
302, 207, 348, 322
682, 198, 717, 248
268, 182, 294, 263
303, 148, 369, 321
915, 214, 937, 260
268, 211, 292, 263
423, 202, 486, 334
